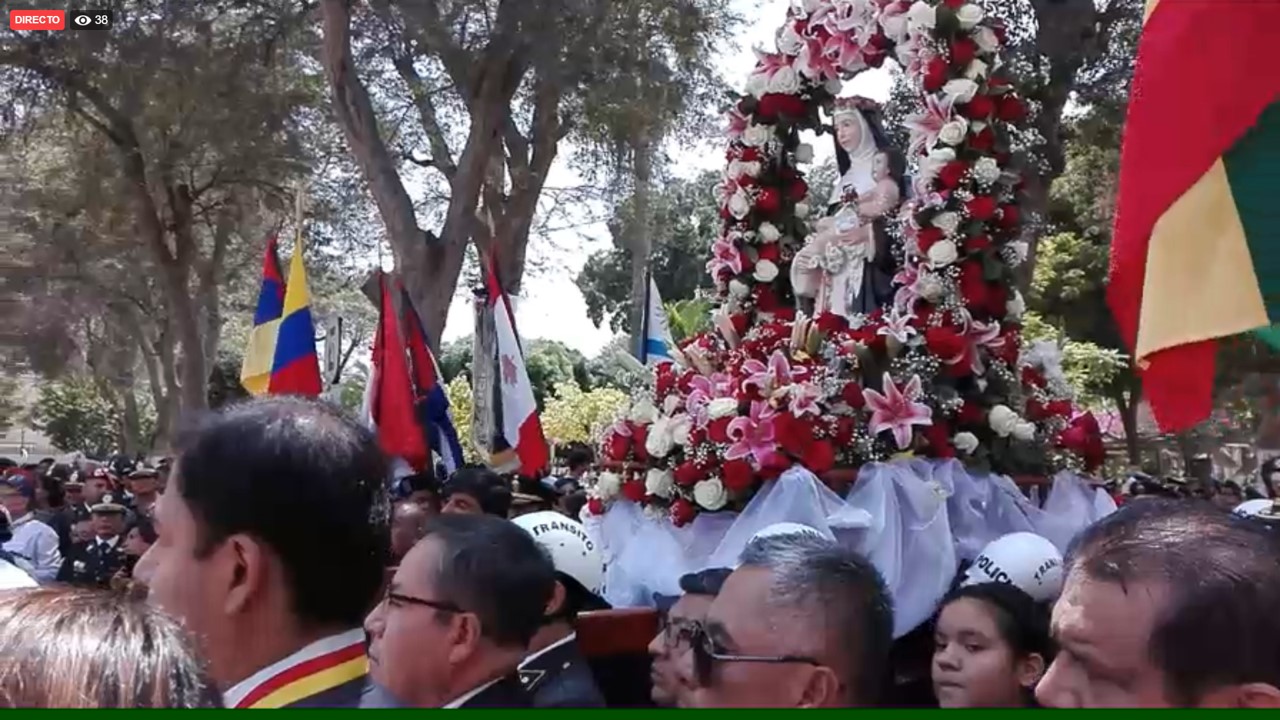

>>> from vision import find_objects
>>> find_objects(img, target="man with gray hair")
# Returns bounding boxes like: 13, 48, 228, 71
687, 531, 893, 708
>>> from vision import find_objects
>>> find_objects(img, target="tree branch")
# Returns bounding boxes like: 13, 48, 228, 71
390, 51, 459, 179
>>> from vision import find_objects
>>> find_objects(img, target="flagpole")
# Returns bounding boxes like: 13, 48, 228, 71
639, 266, 652, 365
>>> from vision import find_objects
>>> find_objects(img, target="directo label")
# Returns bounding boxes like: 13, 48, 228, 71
9, 10, 66, 30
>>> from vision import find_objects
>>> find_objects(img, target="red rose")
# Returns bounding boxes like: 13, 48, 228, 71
1025, 398, 1047, 421
631, 424, 649, 461
740, 147, 761, 162
841, 381, 866, 409
916, 226, 945, 253
788, 179, 809, 202
951, 37, 977, 67
999, 204, 1021, 230
774, 412, 810, 457
621, 481, 646, 503
816, 312, 849, 334
587, 498, 605, 516
1058, 412, 1105, 471
942, 0, 965, 7
730, 312, 750, 337
674, 461, 703, 487
925, 420, 955, 459
966, 196, 998, 221
670, 498, 697, 527
958, 401, 985, 426
834, 416, 857, 444
655, 365, 676, 397
959, 260, 990, 311
967, 234, 992, 251
1021, 367, 1046, 388
924, 57, 949, 93
803, 439, 836, 474
1046, 400, 1075, 418
757, 93, 807, 121
708, 416, 733, 444
961, 94, 995, 120
756, 187, 782, 216
925, 326, 968, 363
604, 432, 630, 462
938, 161, 969, 190
755, 285, 782, 312
970, 127, 996, 152
997, 94, 1027, 122
722, 459, 755, 493
757, 243, 781, 263
869, 31, 891, 50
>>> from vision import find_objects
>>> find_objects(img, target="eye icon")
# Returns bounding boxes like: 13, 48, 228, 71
74, 14, 91, 26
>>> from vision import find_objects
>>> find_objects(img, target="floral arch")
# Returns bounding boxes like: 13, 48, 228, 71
591, 0, 1105, 526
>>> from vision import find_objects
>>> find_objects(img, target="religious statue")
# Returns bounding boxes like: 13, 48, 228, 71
791, 97, 904, 320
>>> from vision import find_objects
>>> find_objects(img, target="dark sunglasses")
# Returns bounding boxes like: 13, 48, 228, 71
690, 623, 822, 686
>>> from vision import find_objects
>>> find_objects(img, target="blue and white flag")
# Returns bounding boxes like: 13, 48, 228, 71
641, 274, 675, 367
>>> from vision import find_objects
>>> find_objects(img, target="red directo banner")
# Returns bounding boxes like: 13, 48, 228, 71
9, 10, 66, 31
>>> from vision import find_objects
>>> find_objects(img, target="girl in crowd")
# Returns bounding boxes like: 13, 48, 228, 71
111, 517, 157, 597
931, 583, 1053, 708
0, 588, 221, 708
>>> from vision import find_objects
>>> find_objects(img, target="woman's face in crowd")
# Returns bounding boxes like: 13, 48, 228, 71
932, 597, 1042, 708
124, 527, 152, 557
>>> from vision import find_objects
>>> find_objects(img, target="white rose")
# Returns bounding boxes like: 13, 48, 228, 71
1007, 240, 1030, 266
917, 274, 946, 302
728, 189, 752, 219
758, 221, 782, 243
767, 66, 802, 95
708, 397, 739, 420
824, 77, 844, 95
794, 143, 815, 165
795, 202, 811, 219
729, 279, 751, 298
645, 419, 676, 458
973, 27, 999, 53
645, 469, 676, 499
663, 394, 683, 416
727, 160, 744, 178
932, 211, 961, 236
669, 413, 693, 446
973, 156, 1001, 185
954, 432, 980, 455
754, 259, 779, 282
629, 399, 659, 425
1012, 421, 1037, 442
743, 124, 773, 148
777, 24, 805, 55
906, 1, 936, 32
943, 78, 980, 104
741, 161, 762, 178
965, 59, 989, 80
928, 147, 957, 164
956, 3, 985, 29
745, 72, 769, 99
693, 478, 729, 511
880, 12, 908, 41
1006, 289, 1026, 319
988, 404, 1020, 438
938, 118, 969, 146
928, 240, 959, 268
595, 472, 622, 501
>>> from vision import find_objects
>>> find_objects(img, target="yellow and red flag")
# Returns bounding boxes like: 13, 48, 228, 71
1108, 0, 1280, 431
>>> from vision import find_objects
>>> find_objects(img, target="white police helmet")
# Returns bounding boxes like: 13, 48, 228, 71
962, 532, 1064, 602
511, 511, 605, 599
1234, 499, 1280, 522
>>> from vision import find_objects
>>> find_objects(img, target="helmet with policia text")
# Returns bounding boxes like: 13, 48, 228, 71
962, 532, 1064, 602
1234, 499, 1280, 526
512, 511, 609, 612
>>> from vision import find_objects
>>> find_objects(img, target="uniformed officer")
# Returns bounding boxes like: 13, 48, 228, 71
57, 502, 128, 589
511, 511, 610, 708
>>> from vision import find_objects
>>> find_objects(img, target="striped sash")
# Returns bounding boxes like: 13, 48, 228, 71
234, 640, 368, 709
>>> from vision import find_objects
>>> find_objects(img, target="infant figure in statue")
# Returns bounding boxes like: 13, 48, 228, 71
791, 97, 903, 320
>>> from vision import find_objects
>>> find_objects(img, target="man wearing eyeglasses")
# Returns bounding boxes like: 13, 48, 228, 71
687, 531, 894, 708
649, 568, 733, 707
365, 513, 556, 708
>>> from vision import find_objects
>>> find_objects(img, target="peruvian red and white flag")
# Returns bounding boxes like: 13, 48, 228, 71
485, 262, 549, 477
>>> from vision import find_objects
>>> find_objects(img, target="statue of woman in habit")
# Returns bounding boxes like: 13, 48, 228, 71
791, 97, 905, 320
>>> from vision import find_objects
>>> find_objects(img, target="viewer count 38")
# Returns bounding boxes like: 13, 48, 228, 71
8, 10, 113, 31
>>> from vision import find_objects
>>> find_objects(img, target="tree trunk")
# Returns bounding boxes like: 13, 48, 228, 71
627, 137, 654, 357
1112, 375, 1143, 466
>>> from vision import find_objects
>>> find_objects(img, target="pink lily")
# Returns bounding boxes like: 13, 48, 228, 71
796, 36, 840, 83
707, 236, 744, 278
878, 308, 918, 344
741, 349, 795, 396
863, 373, 933, 450
823, 30, 867, 74
725, 401, 779, 468
789, 382, 824, 417
906, 93, 957, 158
893, 264, 922, 313
725, 108, 750, 140
752, 47, 792, 81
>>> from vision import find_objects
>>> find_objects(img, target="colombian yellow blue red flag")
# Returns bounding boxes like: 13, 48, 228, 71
268, 233, 323, 396
240, 235, 286, 396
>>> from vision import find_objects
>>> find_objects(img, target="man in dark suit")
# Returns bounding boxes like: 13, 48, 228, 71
364, 514, 555, 708
58, 502, 128, 588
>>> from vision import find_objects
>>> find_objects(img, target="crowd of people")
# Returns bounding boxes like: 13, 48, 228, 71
2, 395, 1280, 708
